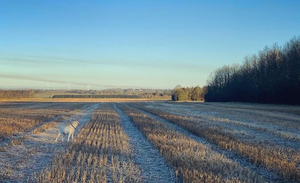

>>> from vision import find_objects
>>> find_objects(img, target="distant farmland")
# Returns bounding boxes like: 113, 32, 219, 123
52, 94, 141, 98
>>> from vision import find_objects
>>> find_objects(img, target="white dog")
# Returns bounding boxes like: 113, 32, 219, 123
55, 121, 79, 142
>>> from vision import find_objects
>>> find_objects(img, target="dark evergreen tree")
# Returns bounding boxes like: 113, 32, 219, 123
205, 36, 300, 104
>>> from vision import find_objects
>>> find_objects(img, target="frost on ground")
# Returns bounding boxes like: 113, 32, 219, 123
131, 105, 280, 183
0, 103, 99, 183
147, 102, 300, 150
114, 104, 176, 183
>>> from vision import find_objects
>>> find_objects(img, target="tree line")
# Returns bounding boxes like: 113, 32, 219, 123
0, 90, 35, 99
205, 36, 300, 104
172, 86, 206, 101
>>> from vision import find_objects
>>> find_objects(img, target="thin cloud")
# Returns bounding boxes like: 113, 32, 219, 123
0, 73, 136, 88
0, 56, 97, 65
0, 55, 212, 72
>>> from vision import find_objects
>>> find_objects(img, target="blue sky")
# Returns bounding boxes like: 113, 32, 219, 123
1, 0, 300, 89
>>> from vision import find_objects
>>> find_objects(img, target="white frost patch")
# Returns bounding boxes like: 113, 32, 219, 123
0, 103, 99, 183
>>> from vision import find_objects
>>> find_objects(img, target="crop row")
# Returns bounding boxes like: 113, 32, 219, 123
117, 104, 265, 183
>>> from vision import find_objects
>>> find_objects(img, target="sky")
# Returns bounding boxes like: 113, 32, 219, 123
1, 0, 300, 90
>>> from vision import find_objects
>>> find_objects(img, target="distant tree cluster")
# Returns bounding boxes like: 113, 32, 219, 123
52, 94, 141, 98
0, 90, 34, 99
140, 92, 171, 99
40, 88, 171, 99
172, 85, 205, 101
205, 36, 300, 104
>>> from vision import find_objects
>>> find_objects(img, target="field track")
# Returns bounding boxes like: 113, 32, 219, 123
114, 104, 175, 182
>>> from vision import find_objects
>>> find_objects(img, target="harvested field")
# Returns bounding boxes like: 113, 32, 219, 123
128, 102, 300, 182
0, 101, 299, 183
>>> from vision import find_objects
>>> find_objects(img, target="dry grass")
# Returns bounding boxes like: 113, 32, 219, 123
135, 105, 300, 182
0, 164, 12, 181
9, 137, 25, 146
117, 104, 265, 183
32, 122, 57, 134
33, 104, 142, 183
0, 108, 60, 138
0, 147, 6, 152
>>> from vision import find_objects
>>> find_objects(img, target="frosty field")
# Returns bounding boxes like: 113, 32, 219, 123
0, 101, 299, 183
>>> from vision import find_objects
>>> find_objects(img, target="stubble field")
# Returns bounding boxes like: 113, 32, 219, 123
0, 101, 299, 183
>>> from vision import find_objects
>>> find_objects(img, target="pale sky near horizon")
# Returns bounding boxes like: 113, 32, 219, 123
1, 0, 300, 90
